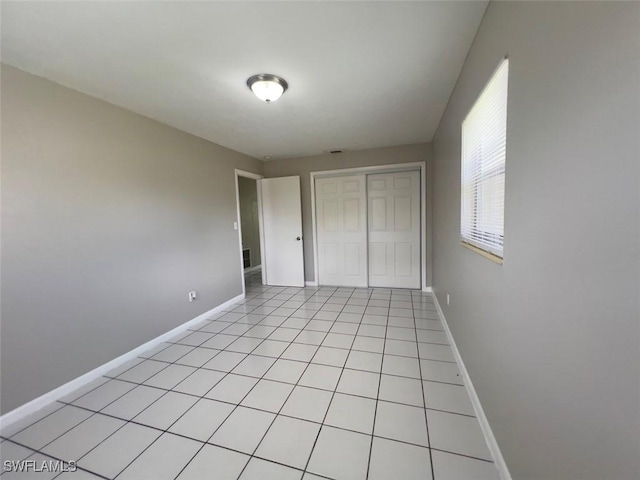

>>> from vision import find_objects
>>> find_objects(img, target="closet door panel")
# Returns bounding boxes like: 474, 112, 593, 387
367, 171, 420, 289
315, 175, 367, 287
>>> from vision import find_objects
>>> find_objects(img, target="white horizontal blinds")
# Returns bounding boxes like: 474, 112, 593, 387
461, 58, 509, 257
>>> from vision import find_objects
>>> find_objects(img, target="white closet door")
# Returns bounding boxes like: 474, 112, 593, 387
368, 171, 421, 289
259, 176, 305, 287
315, 175, 368, 287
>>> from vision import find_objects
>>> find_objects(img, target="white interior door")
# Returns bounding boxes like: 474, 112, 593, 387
368, 171, 421, 289
259, 176, 305, 287
315, 175, 367, 287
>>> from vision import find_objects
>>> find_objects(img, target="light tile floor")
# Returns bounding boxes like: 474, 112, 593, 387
1, 274, 500, 479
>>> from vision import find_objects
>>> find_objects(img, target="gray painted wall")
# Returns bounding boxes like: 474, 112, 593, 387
238, 176, 261, 268
1, 65, 263, 414
264, 144, 431, 283
431, 2, 639, 479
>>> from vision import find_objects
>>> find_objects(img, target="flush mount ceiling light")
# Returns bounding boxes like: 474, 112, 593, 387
247, 74, 288, 103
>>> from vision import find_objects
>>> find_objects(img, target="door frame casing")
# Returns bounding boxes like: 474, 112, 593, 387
310, 161, 427, 290
234, 169, 265, 296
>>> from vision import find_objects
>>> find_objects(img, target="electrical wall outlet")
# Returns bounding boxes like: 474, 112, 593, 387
188, 291, 197, 302
446, 294, 450, 306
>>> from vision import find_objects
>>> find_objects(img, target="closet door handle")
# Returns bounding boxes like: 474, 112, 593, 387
296, 237, 301, 241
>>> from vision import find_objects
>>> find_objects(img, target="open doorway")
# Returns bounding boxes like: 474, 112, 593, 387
235, 170, 264, 294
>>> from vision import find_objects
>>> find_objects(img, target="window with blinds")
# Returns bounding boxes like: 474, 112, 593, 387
461, 58, 509, 259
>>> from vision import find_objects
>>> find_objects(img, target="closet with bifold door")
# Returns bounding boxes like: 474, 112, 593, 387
314, 169, 421, 289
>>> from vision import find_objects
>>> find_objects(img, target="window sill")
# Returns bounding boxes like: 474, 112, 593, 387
460, 241, 503, 265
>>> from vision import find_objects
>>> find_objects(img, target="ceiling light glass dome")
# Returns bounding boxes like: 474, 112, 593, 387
247, 74, 288, 103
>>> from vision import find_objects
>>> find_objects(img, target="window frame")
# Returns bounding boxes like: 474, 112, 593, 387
460, 57, 509, 262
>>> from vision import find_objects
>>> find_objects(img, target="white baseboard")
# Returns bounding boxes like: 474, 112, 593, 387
422, 286, 433, 293
305, 281, 318, 287
244, 265, 262, 274
430, 292, 512, 480
0, 293, 244, 430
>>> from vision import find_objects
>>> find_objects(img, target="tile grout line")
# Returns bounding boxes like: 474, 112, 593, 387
299, 286, 367, 479
413, 290, 436, 480
2, 402, 494, 471
114, 289, 422, 480
364, 289, 391, 480
0, 436, 112, 480
131, 348, 466, 387
46, 286, 293, 480
94, 366, 476, 421
5, 312, 458, 438
0, 345, 169, 479
47, 303, 274, 480
57, 390, 465, 452
129, 286, 312, 480
9, 356, 185, 480
173, 285, 337, 480
2, 285, 484, 480
104, 288, 281, 479
235, 286, 363, 478
100, 301, 294, 478
0, 340, 179, 445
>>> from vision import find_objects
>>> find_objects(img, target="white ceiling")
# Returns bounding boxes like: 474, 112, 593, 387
1, 1, 487, 160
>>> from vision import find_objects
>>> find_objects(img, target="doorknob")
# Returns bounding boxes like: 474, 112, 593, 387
296, 237, 301, 241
